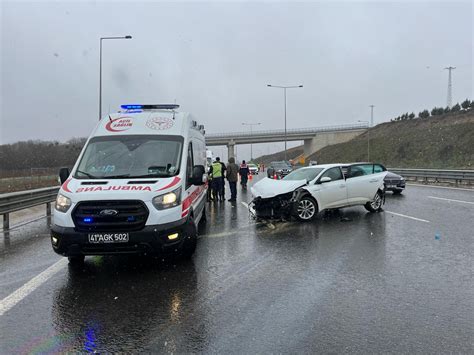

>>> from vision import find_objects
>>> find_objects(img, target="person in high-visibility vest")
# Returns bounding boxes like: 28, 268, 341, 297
210, 157, 224, 201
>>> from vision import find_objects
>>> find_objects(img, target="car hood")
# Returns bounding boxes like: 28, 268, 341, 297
251, 177, 306, 199
385, 171, 402, 179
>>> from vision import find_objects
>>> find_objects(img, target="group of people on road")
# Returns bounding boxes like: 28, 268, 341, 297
208, 157, 250, 202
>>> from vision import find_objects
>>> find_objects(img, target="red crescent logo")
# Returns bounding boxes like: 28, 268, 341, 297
62, 178, 72, 193
105, 117, 133, 132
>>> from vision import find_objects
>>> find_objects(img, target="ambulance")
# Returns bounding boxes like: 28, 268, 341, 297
51, 104, 207, 264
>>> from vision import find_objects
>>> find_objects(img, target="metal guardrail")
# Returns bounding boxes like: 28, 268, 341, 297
388, 168, 474, 184
206, 123, 368, 139
0, 186, 59, 230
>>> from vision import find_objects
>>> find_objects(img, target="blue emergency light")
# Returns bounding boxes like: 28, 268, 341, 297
121, 104, 180, 110
83, 217, 93, 223
121, 104, 143, 109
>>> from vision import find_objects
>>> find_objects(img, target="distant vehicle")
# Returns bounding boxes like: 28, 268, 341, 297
309, 160, 318, 166
267, 161, 292, 179
251, 163, 388, 221
51, 104, 207, 265
384, 171, 406, 194
248, 163, 259, 175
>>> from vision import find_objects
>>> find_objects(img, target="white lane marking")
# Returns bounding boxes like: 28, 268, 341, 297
427, 196, 474, 205
0, 258, 66, 316
241, 202, 249, 208
407, 183, 474, 192
385, 211, 430, 223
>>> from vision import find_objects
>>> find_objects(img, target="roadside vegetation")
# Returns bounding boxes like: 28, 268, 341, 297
255, 100, 474, 169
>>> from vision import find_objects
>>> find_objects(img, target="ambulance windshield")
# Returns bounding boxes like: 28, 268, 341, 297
74, 135, 183, 179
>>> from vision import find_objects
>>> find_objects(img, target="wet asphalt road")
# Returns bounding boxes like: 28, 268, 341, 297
1, 176, 473, 354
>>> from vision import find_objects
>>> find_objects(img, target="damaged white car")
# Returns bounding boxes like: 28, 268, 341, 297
250, 163, 388, 221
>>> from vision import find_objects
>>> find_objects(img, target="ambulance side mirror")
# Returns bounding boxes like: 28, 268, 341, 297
59, 167, 70, 184
191, 165, 205, 186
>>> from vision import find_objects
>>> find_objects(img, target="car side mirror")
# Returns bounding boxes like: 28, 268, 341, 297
191, 165, 205, 185
320, 176, 332, 183
59, 167, 70, 184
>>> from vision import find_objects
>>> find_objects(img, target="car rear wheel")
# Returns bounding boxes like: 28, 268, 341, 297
295, 196, 317, 221
365, 191, 383, 212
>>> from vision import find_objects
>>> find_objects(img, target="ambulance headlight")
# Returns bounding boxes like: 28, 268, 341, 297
153, 187, 181, 210
55, 194, 72, 213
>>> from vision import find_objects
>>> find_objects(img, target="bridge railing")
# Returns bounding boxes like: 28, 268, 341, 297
0, 186, 59, 230
206, 123, 368, 139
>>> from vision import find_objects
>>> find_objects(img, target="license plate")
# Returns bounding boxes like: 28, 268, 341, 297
88, 233, 129, 243
387, 184, 396, 188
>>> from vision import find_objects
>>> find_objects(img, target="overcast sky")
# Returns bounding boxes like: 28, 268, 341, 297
1, 0, 472, 160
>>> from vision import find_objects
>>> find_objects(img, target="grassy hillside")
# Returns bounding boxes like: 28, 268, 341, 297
255, 111, 474, 169
310, 112, 474, 169
253, 145, 304, 165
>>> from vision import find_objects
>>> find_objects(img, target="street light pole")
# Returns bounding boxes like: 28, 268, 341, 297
242, 122, 261, 161
369, 105, 375, 127
358, 120, 370, 161
99, 35, 132, 120
267, 84, 303, 161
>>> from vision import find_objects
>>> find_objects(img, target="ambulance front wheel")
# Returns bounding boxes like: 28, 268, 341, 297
181, 216, 197, 259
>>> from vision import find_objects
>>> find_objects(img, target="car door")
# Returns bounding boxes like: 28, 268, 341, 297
346, 164, 385, 204
309, 167, 347, 210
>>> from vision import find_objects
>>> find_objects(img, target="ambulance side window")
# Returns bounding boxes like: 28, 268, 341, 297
186, 143, 194, 189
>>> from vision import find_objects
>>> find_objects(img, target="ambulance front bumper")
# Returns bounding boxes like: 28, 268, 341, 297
50, 218, 189, 256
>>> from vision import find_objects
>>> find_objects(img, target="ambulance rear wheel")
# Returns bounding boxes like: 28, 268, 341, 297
181, 217, 197, 259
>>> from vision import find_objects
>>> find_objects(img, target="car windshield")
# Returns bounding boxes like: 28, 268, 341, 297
283, 168, 324, 181
74, 135, 183, 179
272, 163, 289, 169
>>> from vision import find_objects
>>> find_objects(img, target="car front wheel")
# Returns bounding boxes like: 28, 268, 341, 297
295, 196, 318, 221
365, 191, 384, 212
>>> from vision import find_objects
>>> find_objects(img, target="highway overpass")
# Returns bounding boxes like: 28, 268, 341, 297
205, 123, 368, 159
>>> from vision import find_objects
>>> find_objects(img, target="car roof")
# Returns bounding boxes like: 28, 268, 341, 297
300, 163, 343, 169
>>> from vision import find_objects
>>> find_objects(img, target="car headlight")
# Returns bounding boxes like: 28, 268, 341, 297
55, 193, 72, 213
152, 187, 182, 210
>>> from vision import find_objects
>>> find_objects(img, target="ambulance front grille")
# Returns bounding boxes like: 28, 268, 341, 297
72, 200, 149, 232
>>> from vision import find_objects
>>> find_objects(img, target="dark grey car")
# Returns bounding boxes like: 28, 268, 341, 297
384, 171, 406, 194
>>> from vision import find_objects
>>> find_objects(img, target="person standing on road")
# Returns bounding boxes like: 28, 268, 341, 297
239, 160, 250, 190
226, 157, 239, 202
219, 159, 227, 200
210, 157, 224, 201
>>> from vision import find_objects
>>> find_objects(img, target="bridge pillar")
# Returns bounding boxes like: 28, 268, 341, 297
303, 130, 366, 158
227, 140, 235, 160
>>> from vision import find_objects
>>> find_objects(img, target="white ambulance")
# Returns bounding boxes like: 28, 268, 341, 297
51, 104, 207, 264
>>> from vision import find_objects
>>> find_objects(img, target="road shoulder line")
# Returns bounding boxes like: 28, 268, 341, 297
427, 196, 474, 205
407, 183, 474, 192
0, 259, 66, 316
385, 210, 430, 223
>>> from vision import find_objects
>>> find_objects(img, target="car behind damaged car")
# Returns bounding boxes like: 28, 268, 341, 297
250, 163, 388, 221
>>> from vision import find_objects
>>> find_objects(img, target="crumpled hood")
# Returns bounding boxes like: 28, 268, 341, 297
251, 177, 307, 199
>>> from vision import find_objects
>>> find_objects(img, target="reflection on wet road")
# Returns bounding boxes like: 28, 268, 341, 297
1, 179, 473, 353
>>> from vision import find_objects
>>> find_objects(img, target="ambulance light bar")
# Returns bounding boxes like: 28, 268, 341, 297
121, 104, 180, 110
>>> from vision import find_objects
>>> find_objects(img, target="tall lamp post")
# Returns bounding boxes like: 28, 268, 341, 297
358, 120, 370, 161
242, 122, 261, 161
267, 84, 303, 161
99, 35, 132, 120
